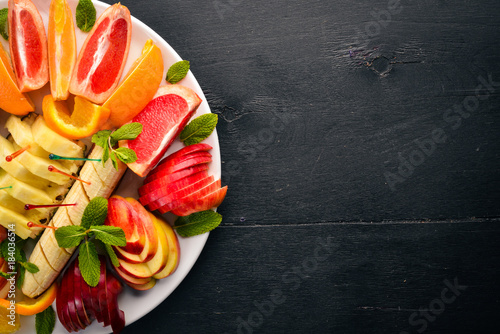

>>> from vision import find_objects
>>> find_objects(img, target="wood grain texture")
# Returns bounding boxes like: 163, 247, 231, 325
99, 0, 500, 333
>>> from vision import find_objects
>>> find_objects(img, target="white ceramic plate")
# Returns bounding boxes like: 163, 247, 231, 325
0, 0, 219, 332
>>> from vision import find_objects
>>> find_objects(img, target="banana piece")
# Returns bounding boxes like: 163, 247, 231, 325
23, 241, 59, 298
22, 145, 127, 298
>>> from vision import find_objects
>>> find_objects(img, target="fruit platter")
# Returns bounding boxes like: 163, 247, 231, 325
0, 0, 226, 333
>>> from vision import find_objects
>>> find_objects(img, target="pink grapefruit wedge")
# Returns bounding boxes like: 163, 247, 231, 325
69, 3, 131, 104
119, 84, 202, 177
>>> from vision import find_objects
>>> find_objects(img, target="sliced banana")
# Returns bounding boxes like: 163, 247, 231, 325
63, 181, 90, 226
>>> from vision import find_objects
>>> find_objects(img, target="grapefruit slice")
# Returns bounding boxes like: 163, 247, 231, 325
69, 3, 132, 104
102, 39, 164, 129
0, 43, 35, 115
119, 84, 202, 177
48, 0, 76, 100
8, 0, 49, 92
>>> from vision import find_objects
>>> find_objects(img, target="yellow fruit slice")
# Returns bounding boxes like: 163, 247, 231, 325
0, 283, 57, 316
48, 0, 76, 100
42, 95, 110, 139
0, 42, 35, 115
102, 39, 164, 129
0, 305, 20, 333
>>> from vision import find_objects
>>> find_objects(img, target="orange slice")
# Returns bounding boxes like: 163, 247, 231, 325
48, 0, 76, 100
102, 39, 164, 129
0, 282, 57, 316
0, 43, 35, 115
0, 306, 20, 333
43, 95, 110, 139
8, 0, 49, 92
69, 3, 132, 104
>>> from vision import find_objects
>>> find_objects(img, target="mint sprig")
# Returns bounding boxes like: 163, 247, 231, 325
35, 305, 56, 334
92, 122, 143, 170
0, 236, 39, 288
180, 114, 218, 146
166, 60, 190, 84
174, 210, 222, 237
55, 197, 126, 286
0, 8, 8, 41
76, 0, 96, 32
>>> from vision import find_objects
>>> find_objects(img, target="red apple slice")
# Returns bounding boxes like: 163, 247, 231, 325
106, 196, 146, 255
114, 266, 152, 285
57, 266, 77, 332
73, 261, 92, 327
117, 259, 154, 279
98, 262, 110, 327
105, 274, 125, 334
172, 186, 228, 216
148, 175, 215, 212
90, 259, 107, 325
144, 213, 170, 275
153, 217, 180, 279
124, 197, 158, 262
153, 143, 212, 170
66, 264, 86, 330
139, 170, 209, 207
126, 279, 156, 291
79, 260, 95, 322
143, 163, 209, 188
157, 178, 220, 214
147, 151, 212, 179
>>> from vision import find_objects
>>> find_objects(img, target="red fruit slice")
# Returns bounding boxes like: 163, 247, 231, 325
171, 185, 228, 216
90, 260, 107, 325
69, 4, 131, 104
139, 170, 209, 207
159, 179, 221, 214
57, 266, 77, 332
152, 143, 212, 171
78, 260, 95, 322
105, 274, 125, 334
8, 0, 49, 92
119, 84, 202, 177
73, 260, 92, 327
142, 163, 209, 191
66, 264, 86, 330
147, 151, 212, 179
148, 175, 215, 212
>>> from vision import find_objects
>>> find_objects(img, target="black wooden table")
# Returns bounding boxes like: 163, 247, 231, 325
111, 0, 500, 333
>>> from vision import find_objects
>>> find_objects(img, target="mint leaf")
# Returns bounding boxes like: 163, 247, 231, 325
79, 241, 100, 287
81, 197, 108, 229
20, 261, 39, 274
110, 122, 143, 143
180, 114, 218, 146
0, 271, 12, 279
102, 144, 110, 165
104, 243, 120, 267
91, 226, 126, 246
16, 263, 24, 289
76, 0, 96, 32
91, 130, 112, 148
174, 210, 222, 237
166, 60, 190, 84
35, 305, 56, 334
55, 225, 87, 248
0, 8, 8, 41
114, 147, 137, 164
110, 151, 118, 170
